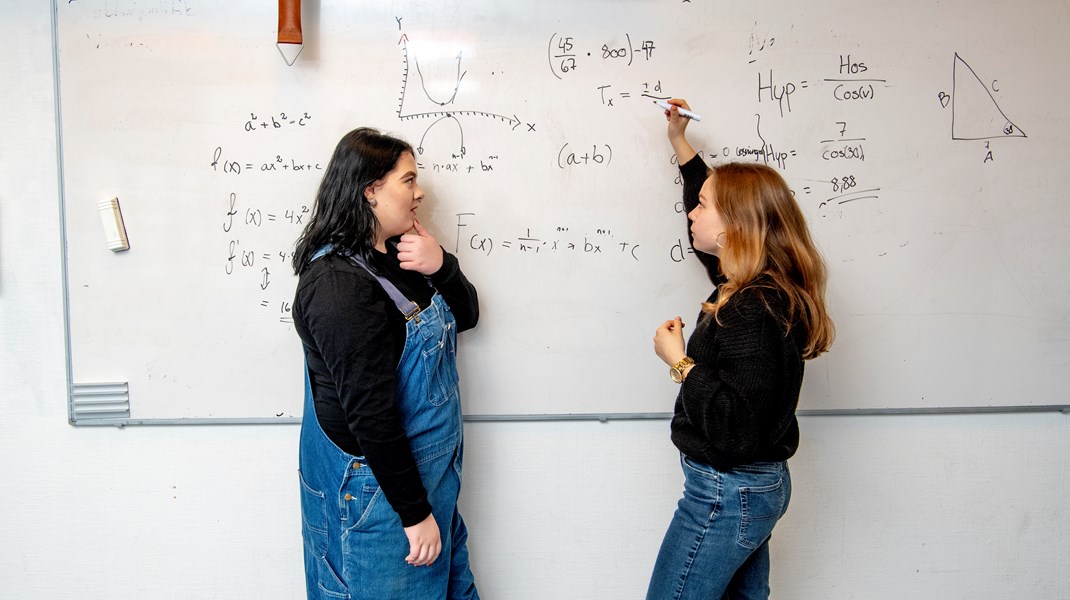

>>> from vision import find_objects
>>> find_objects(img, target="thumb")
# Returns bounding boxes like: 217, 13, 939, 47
412, 219, 429, 236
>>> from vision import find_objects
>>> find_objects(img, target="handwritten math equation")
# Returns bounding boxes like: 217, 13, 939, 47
548, 32, 657, 79
728, 50, 886, 215
417, 154, 499, 175
757, 55, 884, 118
451, 213, 641, 262
595, 80, 669, 109
210, 146, 324, 176
243, 111, 313, 132
220, 191, 306, 323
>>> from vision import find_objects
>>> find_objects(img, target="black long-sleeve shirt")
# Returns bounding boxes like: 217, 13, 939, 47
671, 155, 805, 470
292, 240, 478, 526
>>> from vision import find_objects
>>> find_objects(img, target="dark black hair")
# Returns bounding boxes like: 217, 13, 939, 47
292, 128, 414, 274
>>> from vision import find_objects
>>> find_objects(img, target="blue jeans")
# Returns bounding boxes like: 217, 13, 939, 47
646, 454, 791, 600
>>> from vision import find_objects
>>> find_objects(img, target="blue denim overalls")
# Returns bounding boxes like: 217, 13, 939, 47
299, 248, 478, 600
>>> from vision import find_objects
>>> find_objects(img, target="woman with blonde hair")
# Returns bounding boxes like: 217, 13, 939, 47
647, 100, 834, 600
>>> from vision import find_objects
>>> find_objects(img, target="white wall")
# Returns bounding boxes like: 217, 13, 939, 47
2, 3, 1067, 599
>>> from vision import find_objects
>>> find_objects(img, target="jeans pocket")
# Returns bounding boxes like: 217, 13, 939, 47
299, 473, 351, 597
299, 470, 329, 559
737, 476, 786, 550
681, 453, 717, 478
349, 481, 387, 532
680, 454, 722, 505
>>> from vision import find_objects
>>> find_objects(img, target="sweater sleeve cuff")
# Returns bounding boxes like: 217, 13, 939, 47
397, 500, 433, 528
429, 250, 460, 285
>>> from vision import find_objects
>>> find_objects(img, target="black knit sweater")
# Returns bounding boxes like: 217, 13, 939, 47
671, 155, 805, 470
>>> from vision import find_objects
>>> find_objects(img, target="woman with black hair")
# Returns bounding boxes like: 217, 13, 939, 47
292, 128, 480, 599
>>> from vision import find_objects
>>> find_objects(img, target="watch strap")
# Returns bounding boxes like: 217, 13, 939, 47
672, 356, 694, 372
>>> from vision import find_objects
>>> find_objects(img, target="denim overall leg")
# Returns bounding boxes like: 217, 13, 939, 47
299, 249, 478, 600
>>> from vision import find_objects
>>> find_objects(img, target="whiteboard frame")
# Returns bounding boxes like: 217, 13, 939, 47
63, 406, 1070, 428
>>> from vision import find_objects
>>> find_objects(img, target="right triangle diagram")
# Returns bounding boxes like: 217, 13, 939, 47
952, 53, 1026, 140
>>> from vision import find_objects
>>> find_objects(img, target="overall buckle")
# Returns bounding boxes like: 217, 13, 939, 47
401, 301, 421, 322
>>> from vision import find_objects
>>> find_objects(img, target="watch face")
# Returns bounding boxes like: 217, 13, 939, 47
670, 367, 683, 383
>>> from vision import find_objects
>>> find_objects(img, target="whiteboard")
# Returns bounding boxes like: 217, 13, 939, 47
56, 0, 1070, 421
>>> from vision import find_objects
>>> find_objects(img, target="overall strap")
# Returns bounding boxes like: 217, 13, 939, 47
310, 245, 421, 320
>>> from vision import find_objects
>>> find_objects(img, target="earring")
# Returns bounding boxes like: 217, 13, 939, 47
715, 232, 726, 249
368, 198, 377, 207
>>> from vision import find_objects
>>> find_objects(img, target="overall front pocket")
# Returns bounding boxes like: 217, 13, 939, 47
420, 321, 460, 406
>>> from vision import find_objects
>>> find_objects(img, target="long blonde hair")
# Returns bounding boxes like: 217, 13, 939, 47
702, 162, 834, 359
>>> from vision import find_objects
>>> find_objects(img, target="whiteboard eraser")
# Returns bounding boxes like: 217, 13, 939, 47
97, 197, 130, 252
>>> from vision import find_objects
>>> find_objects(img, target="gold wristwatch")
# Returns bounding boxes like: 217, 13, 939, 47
669, 356, 694, 383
